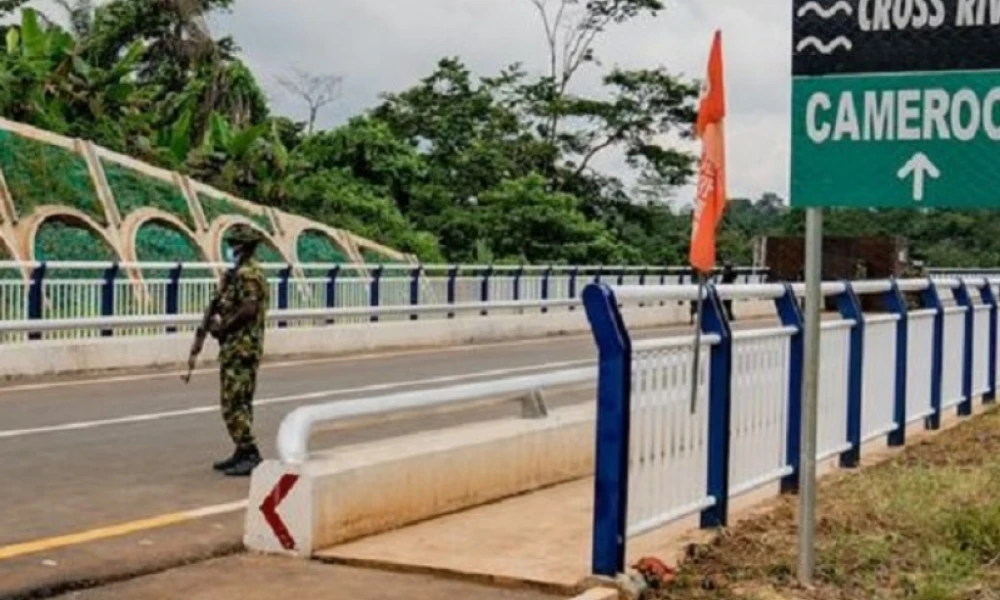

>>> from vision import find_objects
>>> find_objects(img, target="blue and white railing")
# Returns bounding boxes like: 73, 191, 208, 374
582, 277, 998, 577
0, 262, 768, 343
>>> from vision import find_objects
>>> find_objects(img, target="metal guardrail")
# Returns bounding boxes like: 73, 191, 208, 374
0, 261, 771, 343
272, 277, 993, 466
0, 298, 581, 334
276, 366, 596, 464
585, 275, 1000, 576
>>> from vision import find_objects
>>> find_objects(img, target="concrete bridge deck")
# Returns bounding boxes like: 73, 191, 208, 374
0, 322, 736, 598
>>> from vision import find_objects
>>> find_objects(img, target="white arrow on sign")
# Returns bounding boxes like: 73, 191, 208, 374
896, 152, 940, 202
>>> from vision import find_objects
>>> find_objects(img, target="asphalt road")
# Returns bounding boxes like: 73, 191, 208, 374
0, 316, 781, 598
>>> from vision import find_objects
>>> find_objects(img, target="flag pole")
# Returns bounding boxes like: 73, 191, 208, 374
689, 271, 707, 414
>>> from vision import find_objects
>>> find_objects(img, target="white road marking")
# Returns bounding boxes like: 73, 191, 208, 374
0, 359, 593, 440
0, 331, 602, 395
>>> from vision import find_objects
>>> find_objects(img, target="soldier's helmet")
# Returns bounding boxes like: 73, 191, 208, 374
224, 225, 263, 246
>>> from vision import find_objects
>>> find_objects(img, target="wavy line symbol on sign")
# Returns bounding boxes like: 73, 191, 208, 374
795, 36, 853, 54
797, 1, 853, 19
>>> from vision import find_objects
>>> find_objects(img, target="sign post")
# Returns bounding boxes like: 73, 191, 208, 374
791, 0, 1000, 584
799, 208, 822, 583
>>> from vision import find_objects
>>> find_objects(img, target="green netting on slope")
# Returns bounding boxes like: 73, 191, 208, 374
35, 221, 117, 280
102, 161, 195, 230
298, 231, 348, 263
361, 248, 401, 266
134, 222, 212, 280
255, 243, 284, 264
0, 131, 106, 225
297, 230, 359, 276
199, 192, 274, 235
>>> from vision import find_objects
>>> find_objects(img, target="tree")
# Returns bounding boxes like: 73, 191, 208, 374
523, 0, 664, 145
275, 68, 343, 134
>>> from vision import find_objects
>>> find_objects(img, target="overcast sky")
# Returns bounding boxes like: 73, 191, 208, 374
20, 0, 793, 203
213, 0, 792, 204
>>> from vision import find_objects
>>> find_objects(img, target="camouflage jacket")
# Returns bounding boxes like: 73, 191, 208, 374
217, 259, 269, 362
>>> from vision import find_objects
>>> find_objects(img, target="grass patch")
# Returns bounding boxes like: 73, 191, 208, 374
658, 408, 1000, 600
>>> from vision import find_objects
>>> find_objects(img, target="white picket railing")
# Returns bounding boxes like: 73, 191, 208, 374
728, 327, 795, 497
626, 336, 716, 537
941, 307, 967, 410
861, 315, 900, 443
0, 262, 769, 342
906, 309, 937, 424
817, 320, 853, 460
585, 277, 1000, 577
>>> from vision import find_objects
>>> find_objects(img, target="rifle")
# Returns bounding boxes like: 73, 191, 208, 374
181, 268, 234, 384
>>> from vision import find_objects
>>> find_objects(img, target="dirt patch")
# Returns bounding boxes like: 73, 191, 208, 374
657, 408, 1000, 600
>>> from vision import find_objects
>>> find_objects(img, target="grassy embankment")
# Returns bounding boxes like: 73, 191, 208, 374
659, 408, 1000, 600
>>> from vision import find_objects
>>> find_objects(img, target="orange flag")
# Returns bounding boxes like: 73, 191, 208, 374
689, 30, 727, 275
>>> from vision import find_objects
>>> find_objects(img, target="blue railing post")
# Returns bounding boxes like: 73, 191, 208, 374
583, 283, 632, 578
981, 281, 998, 403
447, 266, 458, 319
480, 266, 493, 317
920, 280, 945, 430
835, 283, 864, 468
513, 265, 524, 302
369, 265, 383, 323
165, 263, 183, 335
659, 269, 668, 306
27, 263, 47, 341
885, 281, 909, 447
277, 265, 292, 329
409, 265, 422, 321
541, 266, 552, 314
701, 284, 733, 529
325, 265, 340, 325
637, 268, 648, 308
100, 263, 120, 338
775, 284, 804, 492
954, 281, 974, 417
616, 267, 626, 286
568, 267, 580, 311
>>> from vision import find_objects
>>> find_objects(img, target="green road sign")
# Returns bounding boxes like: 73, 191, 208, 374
791, 0, 1000, 208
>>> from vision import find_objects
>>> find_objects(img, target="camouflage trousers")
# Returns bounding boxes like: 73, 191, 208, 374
220, 355, 260, 450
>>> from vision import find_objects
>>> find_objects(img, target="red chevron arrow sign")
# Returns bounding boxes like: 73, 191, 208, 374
259, 473, 300, 550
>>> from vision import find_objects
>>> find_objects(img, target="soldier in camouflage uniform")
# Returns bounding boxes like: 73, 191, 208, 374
208, 225, 269, 477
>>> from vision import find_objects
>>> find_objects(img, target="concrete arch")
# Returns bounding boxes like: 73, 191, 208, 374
0, 229, 20, 260
208, 216, 292, 265
292, 226, 354, 265
21, 206, 122, 264
0, 229, 26, 280
120, 209, 205, 264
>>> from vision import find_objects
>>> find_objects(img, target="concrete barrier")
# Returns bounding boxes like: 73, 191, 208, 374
0, 300, 776, 379
244, 403, 596, 557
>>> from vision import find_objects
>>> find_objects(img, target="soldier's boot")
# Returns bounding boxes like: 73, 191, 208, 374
224, 444, 262, 477
212, 449, 240, 472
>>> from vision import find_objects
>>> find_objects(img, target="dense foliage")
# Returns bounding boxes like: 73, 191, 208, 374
0, 0, 994, 266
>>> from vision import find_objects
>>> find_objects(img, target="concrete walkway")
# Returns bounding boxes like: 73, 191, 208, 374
53, 555, 564, 600
317, 411, 975, 593
317, 477, 732, 592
